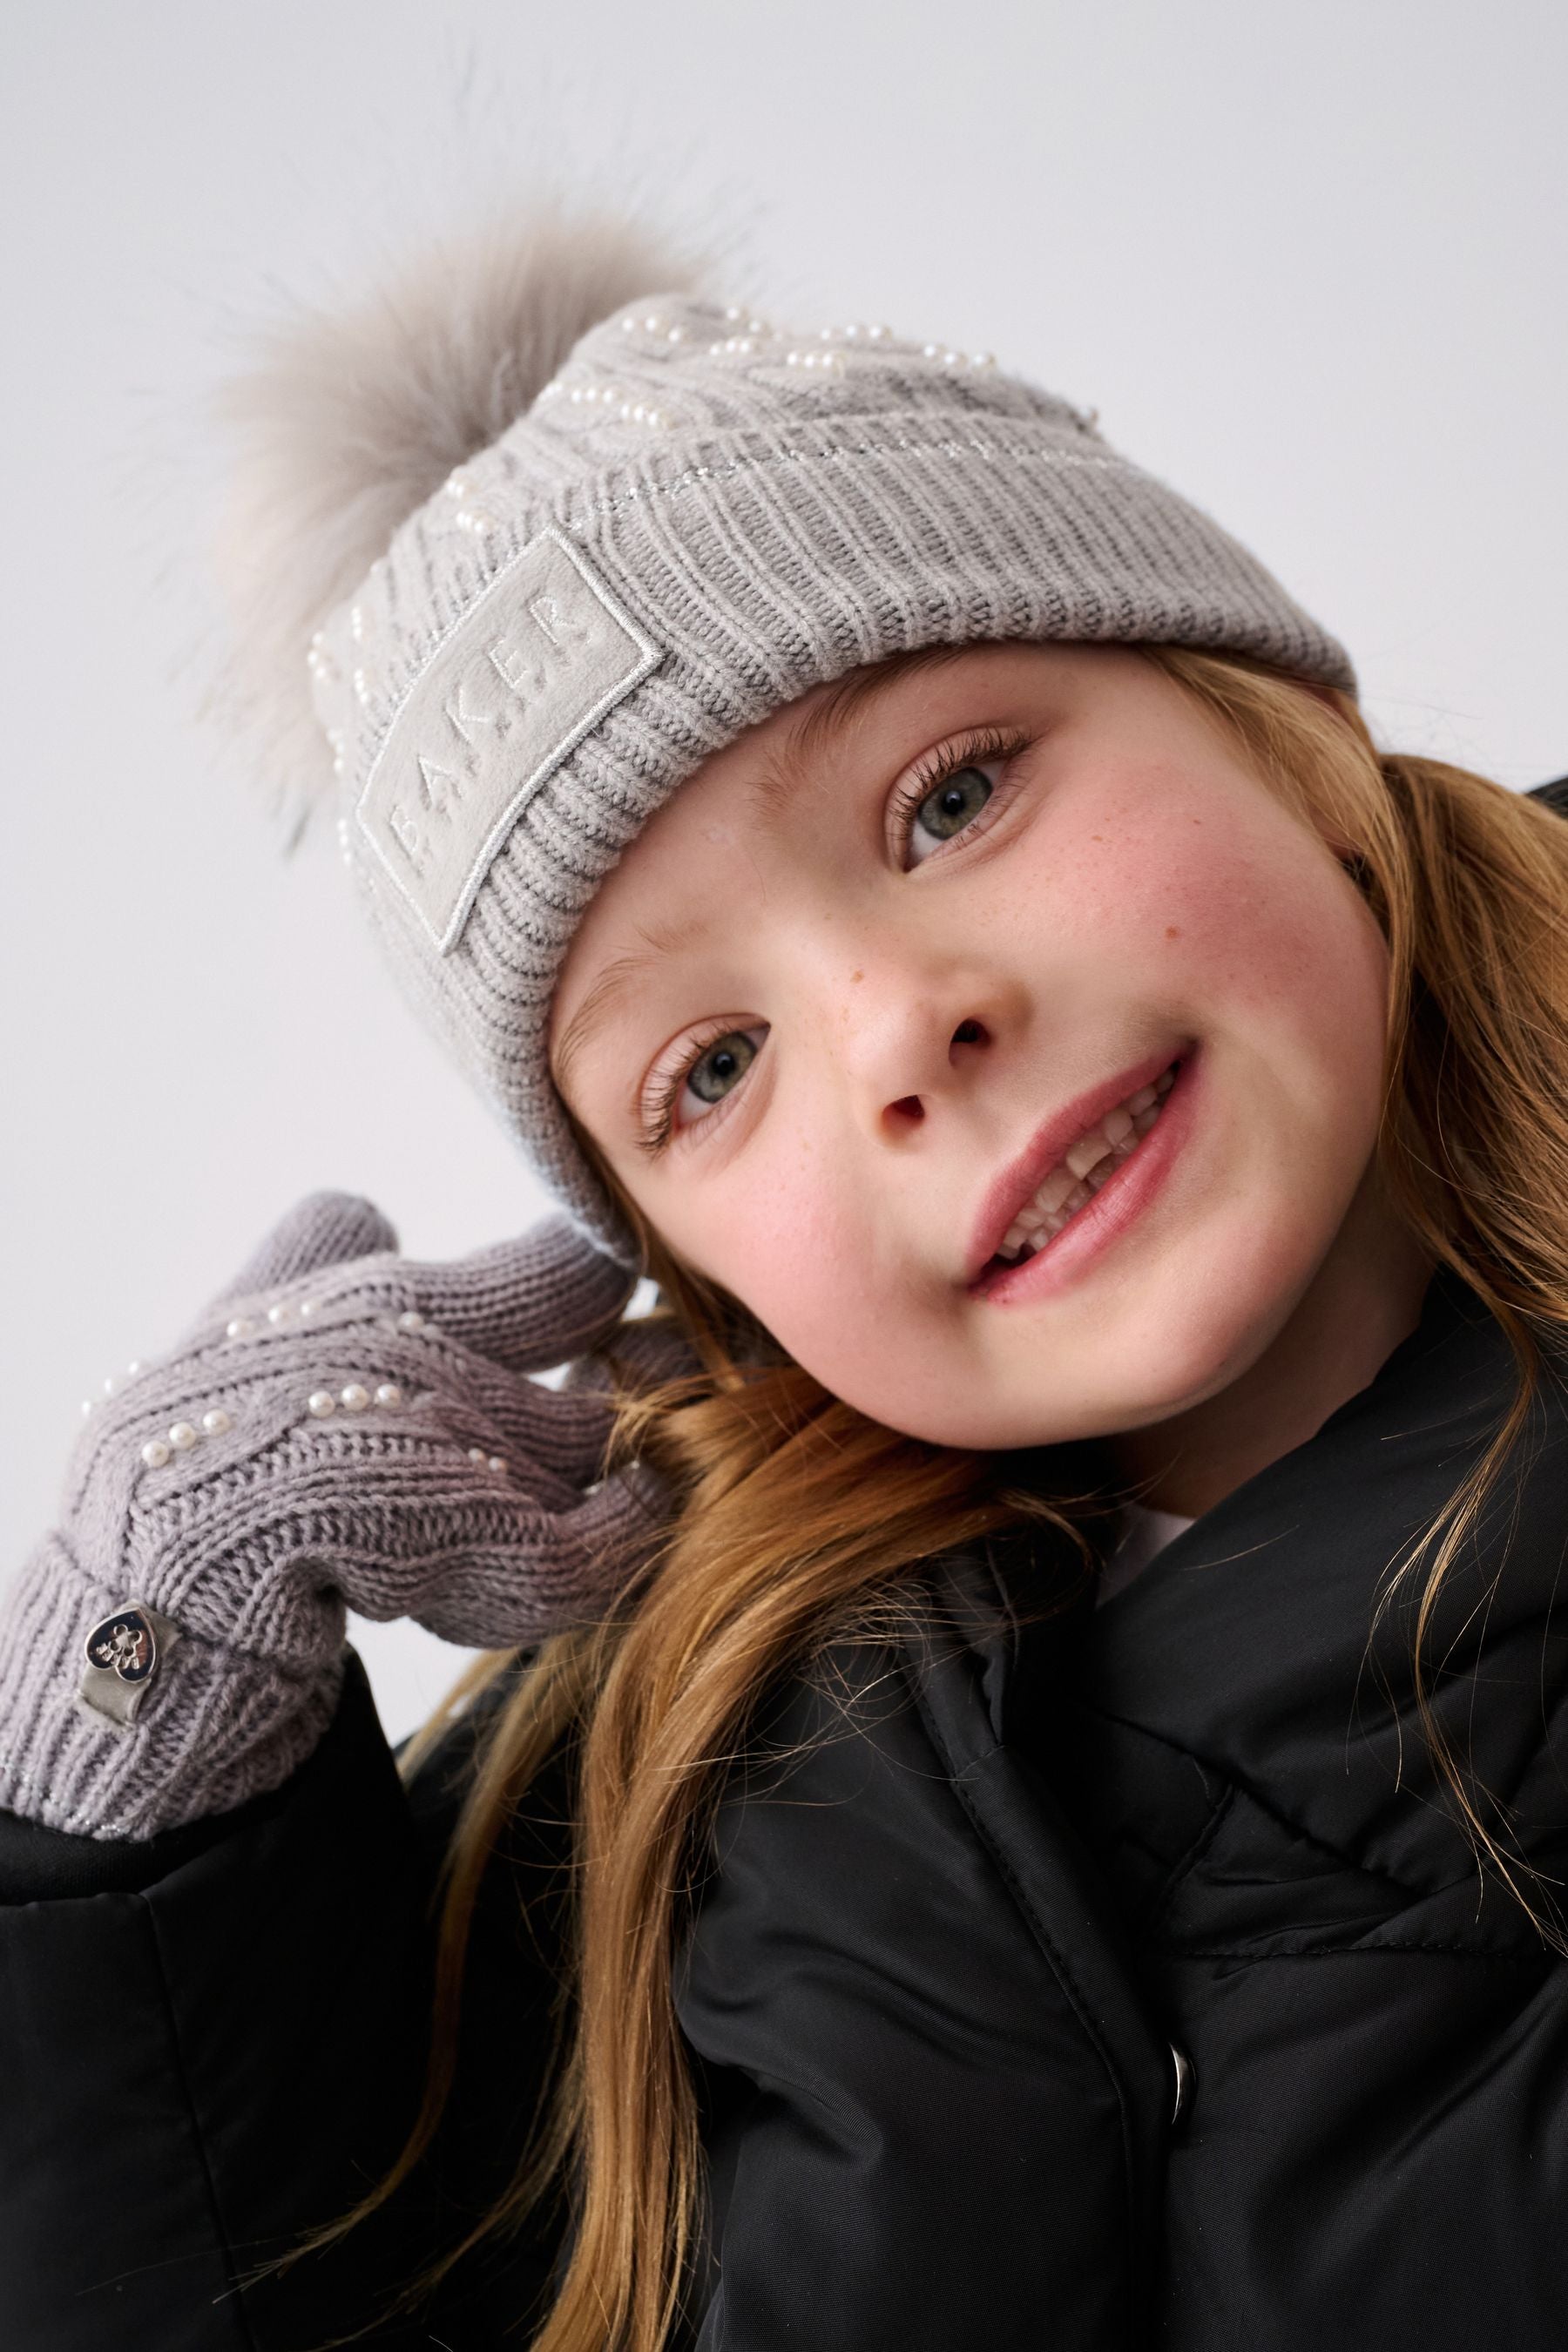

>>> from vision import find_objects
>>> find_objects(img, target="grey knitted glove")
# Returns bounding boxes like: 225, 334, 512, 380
0, 1193, 679, 1841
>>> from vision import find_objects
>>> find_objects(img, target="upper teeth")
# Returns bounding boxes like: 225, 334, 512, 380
995, 1064, 1178, 1263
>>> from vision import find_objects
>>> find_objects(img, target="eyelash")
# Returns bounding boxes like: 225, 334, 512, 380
885, 725, 1033, 867
639, 1019, 760, 1158
638, 725, 1037, 1155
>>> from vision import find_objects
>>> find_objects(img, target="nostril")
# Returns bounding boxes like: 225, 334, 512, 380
950, 1018, 989, 1051
887, 1095, 925, 1125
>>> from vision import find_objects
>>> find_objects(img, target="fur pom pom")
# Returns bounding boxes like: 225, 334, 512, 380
205, 206, 701, 834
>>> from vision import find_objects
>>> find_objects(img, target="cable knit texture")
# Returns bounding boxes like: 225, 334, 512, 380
0, 1194, 677, 1839
307, 291, 1357, 1259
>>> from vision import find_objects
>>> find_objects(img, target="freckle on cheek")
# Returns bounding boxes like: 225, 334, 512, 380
1165, 925, 1181, 940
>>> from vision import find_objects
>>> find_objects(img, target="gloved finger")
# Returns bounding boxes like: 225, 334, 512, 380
395, 1466, 671, 1648
476, 1376, 623, 1488
210, 1192, 400, 1313
373, 1341, 614, 1490
406, 1215, 638, 1374
563, 1311, 704, 1402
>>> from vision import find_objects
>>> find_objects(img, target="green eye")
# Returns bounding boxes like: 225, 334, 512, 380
912, 764, 994, 856
686, 1029, 759, 1105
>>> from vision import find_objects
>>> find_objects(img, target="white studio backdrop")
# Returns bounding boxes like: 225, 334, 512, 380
3, 0, 1565, 1745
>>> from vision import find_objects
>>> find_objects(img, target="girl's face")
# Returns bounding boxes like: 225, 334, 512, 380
550, 643, 1396, 1451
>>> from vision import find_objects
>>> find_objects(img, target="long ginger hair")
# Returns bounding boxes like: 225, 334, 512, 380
311, 644, 1568, 2349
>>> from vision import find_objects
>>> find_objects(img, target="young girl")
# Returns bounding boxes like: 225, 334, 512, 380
2, 213, 1565, 2351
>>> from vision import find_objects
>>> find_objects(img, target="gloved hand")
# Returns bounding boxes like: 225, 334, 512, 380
0, 1193, 683, 1842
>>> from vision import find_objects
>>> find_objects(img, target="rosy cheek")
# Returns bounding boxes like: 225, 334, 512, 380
1164, 824, 1355, 1026
662, 1147, 883, 1362
1058, 782, 1337, 1009
997, 770, 1187, 925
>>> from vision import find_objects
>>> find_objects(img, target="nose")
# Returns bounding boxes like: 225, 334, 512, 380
883, 1015, 992, 1132
829, 956, 1006, 1143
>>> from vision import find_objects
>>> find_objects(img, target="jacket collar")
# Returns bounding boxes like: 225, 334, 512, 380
1051, 1266, 1568, 1902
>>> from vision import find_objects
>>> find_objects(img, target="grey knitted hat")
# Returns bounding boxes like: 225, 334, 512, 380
219, 219, 1355, 1265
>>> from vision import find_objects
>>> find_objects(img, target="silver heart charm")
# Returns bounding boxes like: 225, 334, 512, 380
79, 1603, 181, 1730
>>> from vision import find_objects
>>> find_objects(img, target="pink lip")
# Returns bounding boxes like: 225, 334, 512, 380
964, 1041, 1195, 1288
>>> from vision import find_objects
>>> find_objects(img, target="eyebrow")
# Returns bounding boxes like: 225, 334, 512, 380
551, 923, 698, 1103
745, 641, 976, 835
551, 641, 980, 1101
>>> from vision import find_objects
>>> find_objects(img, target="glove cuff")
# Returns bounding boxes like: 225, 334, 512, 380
0, 1534, 344, 1841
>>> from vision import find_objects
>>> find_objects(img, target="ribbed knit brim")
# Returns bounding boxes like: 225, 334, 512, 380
308, 296, 1355, 1261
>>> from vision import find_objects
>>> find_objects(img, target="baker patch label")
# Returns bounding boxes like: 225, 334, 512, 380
357, 530, 660, 951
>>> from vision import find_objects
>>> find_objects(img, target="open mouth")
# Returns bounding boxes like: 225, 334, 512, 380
977, 1058, 1182, 1281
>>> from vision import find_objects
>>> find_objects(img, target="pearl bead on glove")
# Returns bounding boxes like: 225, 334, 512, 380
0, 1193, 679, 1841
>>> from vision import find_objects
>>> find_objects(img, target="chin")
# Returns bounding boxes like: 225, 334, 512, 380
994, 1263, 1318, 1450
1086, 1255, 1319, 1434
